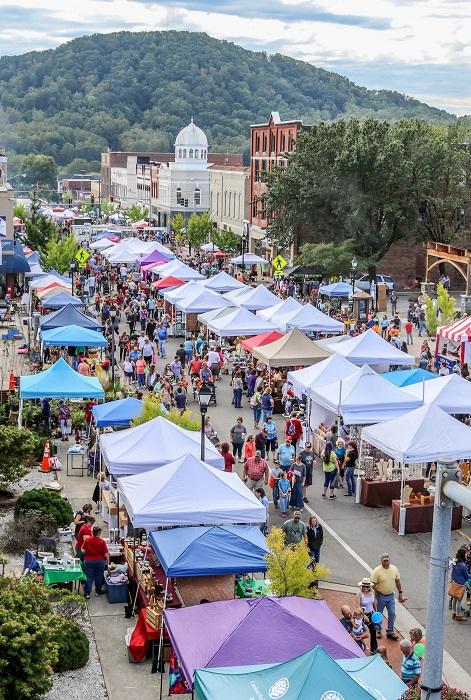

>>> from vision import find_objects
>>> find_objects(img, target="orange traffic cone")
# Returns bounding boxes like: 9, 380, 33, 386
40, 440, 51, 473
8, 372, 16, 392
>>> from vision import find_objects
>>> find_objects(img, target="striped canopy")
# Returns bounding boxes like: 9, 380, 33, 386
437, 316, 471, 343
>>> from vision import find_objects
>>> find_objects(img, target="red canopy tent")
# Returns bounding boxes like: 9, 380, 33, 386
436, 315, 471, 365
152, 276, 185, 290
241, 331, 284, 352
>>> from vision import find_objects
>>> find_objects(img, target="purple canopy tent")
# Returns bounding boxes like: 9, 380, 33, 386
164, 596, 363, 688
139, 249, 173, 272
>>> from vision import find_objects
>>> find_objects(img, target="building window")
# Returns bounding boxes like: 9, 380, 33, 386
183, 149, 187, 158
252, 196, 258, 218
237, 193, 241, 218
189, 149, 193, 158
255, 134, 260, 152
254, 160, 259, 182
176, 187, 182, 204
194, 187, 201, 205
270, 132, 275, 151
262, 134, 267, 152
194, 149, 199, 159
216, 191, 219, 216
178, 149, 182, 158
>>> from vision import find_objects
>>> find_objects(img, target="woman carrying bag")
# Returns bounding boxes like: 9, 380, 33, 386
448, 548, 469, 621
321, 442, 339, 499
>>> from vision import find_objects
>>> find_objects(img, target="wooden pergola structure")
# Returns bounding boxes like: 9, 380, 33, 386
425, 241, 471, 294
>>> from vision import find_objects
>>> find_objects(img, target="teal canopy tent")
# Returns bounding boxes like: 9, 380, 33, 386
40, 324, 108, 347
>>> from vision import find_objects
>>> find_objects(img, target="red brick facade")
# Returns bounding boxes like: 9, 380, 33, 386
250, 112, 306, 230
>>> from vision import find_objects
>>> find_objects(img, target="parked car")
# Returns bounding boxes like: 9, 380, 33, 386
355, 274, 394, 292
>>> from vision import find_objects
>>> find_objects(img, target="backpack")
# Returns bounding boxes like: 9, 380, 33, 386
287, 421, 296, 437
250, 393, 260, 407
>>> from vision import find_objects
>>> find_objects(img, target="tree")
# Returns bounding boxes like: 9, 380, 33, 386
187, 212, 213, 250
39, 232, 79, 274
267, 118, 471, 274
265, 528, 330, 598
126, 203, 148, 222
100, 200, 118, 216
13, 204, 29, 223
21, 154, 57, 189
171, 213, 186, 248
20, 190, 56, 251
212, 228, 241, 253
0, 426, 37, 491
296, 240, 360, 278
424, 282, 457, 336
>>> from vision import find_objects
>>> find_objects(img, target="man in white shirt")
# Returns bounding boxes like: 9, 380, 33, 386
137, 331, 146, 351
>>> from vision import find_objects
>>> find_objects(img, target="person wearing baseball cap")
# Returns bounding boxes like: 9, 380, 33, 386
276, 436, 295, 471
370, 553, 406, 640
282, 510, 307, 546
299, 441, 314, 503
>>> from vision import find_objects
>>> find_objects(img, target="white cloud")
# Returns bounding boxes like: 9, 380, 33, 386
0, 0, 469, 114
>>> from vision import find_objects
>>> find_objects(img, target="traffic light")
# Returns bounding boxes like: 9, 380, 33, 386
91, 194, 95, 205
110, 195, 114, 202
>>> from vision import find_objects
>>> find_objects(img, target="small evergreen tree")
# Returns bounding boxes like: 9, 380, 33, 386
187, 212, 212, 250
212, 228, 240, 253
424, 282, 456, 337
171, 213, 186, 248
20, 190, 56, 251
39, 231, 79, 274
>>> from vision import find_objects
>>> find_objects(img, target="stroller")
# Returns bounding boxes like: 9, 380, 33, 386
192, 376, 217, 406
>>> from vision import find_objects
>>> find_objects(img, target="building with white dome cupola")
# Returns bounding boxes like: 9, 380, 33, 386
153, 118, 211, 228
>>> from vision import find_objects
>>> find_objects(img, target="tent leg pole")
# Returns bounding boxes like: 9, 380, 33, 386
18, 399, 23, 428
131, 538, 149, 616
399, 462, 406, 536
155, 579, 169, 677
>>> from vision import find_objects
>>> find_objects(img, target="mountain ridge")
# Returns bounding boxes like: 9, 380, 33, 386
0, 30, 456, 172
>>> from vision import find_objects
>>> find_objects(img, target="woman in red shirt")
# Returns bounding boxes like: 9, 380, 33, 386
81, 525, 109, 599
219, 442, 235, 473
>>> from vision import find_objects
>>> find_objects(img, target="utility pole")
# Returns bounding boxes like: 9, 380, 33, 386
420, 463, 471, 699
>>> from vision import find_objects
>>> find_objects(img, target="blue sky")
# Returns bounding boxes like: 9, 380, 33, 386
0, 0, 469, 115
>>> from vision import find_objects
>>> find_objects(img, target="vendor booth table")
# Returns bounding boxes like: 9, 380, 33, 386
42, 561, 86, 587
360, 478, 425, 507
392, 499, 462, 533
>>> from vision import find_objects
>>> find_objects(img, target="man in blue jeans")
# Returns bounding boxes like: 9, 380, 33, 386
81, 525, 109, 599
370, 553, 406, 640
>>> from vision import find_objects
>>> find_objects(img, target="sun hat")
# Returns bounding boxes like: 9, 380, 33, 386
293, 510, 301, 517
358, 577, 373, 587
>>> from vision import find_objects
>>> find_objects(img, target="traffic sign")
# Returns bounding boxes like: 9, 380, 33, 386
271, 254, 287, 272
75, 248, 90, 268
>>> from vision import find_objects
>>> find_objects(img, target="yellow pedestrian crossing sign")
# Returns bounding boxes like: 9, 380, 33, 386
75, 248, 90, 268
272, 254, 287, 272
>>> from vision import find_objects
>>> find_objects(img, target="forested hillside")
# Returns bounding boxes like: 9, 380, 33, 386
0, 30, 455, 173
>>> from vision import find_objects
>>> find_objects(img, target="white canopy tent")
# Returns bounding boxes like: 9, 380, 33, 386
207, 306, 279, 338
308, 365, 423, 426
197, 306, 237, 326
222, 285, 252, 304
100, 416, 224, 476
284, 303, 345, 334
201, 271, 246, 293
117, 453, 267, 528
315, 335, 351, 350
176, 288, 229, 314
29, 275, 71, 291
258, 296, 302, 326
153, 258, 184, 277
361, 403, 471, 464
90, 238, 116, 251
164, 280, 204, 305
156, 260, 205, 281
229, 284, 280, 311
200, 242, 220, 253
400, 373, 471, 414
325, 329, 416, 368
287, 353, 358, 399
230, 253, 268, 266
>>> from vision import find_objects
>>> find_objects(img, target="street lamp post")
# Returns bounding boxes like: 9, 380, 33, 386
197, 384, 212, 461
69, 260, 77, 296
109, 307, 117, 384
242, 219, 250, 271
350, 256, 358, 317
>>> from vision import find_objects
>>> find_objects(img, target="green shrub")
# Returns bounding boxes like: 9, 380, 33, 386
0, 425, 37, 490
403, 685, 469, 699
53, 620, 89, 672
14, 489, 73, 528
0, 510, 58, 554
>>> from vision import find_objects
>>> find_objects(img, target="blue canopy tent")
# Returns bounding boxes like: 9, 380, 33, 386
92, 397, 143, 428
194, 646, 406, 700
318, 281, 356, 297
49, 268, 73, 284
19, 357, 104, 426
149, 525, 269, 577
41, 292, 85, 309
382, 368, 436, 387
40, 304, 101, 331
40, 324, 108, 347
0, 240, 30, 273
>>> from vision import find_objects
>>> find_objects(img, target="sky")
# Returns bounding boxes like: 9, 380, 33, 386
0, 0, 470, 115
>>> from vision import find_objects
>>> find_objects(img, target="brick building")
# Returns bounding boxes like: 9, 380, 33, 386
249, 112, 308, 250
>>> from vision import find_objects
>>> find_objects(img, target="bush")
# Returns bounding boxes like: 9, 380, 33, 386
0, 426, 37, 491
53, 620, 89, 672
0, 510, 58, 554
14, 489, 73, 528
0, 578, 59, 698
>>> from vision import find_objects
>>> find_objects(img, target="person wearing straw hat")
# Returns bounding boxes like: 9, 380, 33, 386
356, 577, 378, 654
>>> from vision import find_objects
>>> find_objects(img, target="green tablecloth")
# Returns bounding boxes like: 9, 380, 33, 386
235, 579, 270, 598
42, 564, 87, 585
